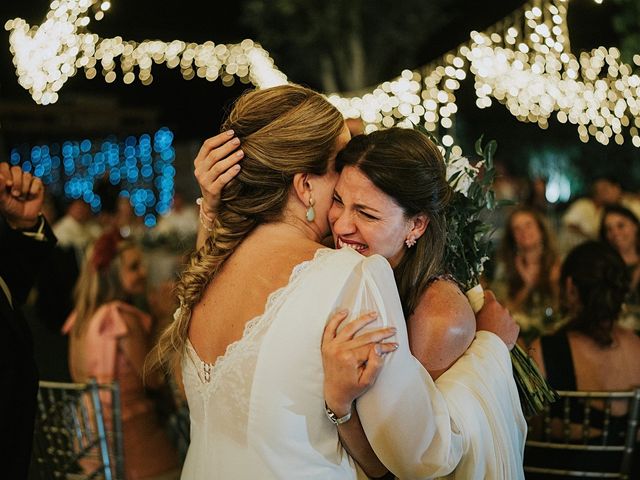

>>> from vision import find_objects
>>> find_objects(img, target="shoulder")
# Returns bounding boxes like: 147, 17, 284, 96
409, 279, 475, 348
415, 279, 475, 330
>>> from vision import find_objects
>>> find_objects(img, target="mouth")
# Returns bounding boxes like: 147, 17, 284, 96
337, 237, 368, 253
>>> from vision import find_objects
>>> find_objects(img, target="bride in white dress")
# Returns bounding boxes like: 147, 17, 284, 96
151, 84, 521, 479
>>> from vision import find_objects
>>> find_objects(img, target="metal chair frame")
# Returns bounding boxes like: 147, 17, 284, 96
31, 379, 125, 480
524, 388, 640, 479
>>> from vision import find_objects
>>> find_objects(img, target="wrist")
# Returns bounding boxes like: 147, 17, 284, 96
324, 395, 352, 418
324, 401, 353, 425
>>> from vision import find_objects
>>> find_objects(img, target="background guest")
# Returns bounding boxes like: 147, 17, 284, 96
561, 177, 640, 251
600, 204, 640, 333
492, 206, 561, 342
62, 231, 179, 480
528, 241, 640, 474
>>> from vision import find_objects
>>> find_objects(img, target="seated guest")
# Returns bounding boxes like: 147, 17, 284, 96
528, 241, 640, 475
492, 207, 561, 341
63, 230, 179, 480
600, 204, 640, 332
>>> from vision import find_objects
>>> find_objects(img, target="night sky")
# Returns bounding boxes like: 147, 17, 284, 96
1, 0, 636, 188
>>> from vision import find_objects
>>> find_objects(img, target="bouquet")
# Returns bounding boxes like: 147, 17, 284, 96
440, 134, 558, 417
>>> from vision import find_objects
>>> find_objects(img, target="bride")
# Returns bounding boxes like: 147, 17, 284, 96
151, 84, 520, 479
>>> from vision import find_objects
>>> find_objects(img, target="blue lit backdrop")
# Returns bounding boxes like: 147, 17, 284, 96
9, 127, 176, 227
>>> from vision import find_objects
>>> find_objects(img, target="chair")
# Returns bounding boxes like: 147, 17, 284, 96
31, 379, 125, 480
524, 389, 640, 479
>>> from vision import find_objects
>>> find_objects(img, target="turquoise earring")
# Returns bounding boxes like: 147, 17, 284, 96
306, 197, 316, 222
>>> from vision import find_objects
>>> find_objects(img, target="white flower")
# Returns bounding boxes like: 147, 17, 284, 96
446, 156, 484, 197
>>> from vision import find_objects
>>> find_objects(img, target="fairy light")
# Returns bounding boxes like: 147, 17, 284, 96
7, 0, 287, 106
6, 0, 637, 147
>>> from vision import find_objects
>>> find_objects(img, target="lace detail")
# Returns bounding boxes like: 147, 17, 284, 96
182, 247, 334, 391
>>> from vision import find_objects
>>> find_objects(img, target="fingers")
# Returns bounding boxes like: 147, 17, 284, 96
483, 289, 497, 303
200, 151, 243, 195
0, 162, 9, 183
196, 130, 236, 163
322, 309, 349, 346
10, 166, 23, 197
335, 312, 379, 340
358, 343, 394, 387
29, 176, 43, 197
203, 138, 243, 173
349, 327, 396, 349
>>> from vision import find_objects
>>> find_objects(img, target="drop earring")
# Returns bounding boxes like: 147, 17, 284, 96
306, 197, 316, 222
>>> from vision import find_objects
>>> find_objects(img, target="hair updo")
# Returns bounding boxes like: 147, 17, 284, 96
561, 241, 629, 347
151, 84, 345, 373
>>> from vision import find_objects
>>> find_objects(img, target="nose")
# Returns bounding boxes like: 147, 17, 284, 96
330, 206, 356, 236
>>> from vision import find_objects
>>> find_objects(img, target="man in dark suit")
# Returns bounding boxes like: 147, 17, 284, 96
0, 162, 56, 478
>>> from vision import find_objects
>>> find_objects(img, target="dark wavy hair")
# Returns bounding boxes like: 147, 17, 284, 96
335, 128, 452, 317
560, 241, 629, 347
499, 206, 559, 301
599, 204, 640, 256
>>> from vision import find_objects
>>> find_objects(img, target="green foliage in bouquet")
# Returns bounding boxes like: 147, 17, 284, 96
442, 136, 498, 292
422, 129, 558, 417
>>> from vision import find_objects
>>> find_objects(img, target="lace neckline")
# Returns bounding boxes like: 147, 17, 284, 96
183, 247, 334, 384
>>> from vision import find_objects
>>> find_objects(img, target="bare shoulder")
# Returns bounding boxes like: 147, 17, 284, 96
408, 279, 476, 377
414, 279, 475, 331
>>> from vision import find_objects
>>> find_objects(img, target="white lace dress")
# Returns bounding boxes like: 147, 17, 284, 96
179, 247, 525, 479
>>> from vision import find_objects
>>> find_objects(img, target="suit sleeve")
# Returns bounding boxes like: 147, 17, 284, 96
0, 216, 57, 308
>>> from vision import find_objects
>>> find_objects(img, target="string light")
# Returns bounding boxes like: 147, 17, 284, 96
6, 0, 636, 147
6, 0, 287, 107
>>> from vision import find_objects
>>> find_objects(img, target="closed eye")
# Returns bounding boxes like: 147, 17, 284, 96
359, 210, 379, 221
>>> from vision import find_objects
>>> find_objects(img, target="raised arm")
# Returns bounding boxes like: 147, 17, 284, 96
193, 132, 243, 249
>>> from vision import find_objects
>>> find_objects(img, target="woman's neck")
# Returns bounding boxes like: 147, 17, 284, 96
619, 247, 639, 266
253, 219, 324, 246
517, 243, 543, 264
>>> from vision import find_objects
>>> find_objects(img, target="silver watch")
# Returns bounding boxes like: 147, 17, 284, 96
325, 403, 352, 425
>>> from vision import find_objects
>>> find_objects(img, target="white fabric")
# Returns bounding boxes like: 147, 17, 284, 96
180, 247, 525, 479
435, 332, 526, 479
52, 214, 101, 250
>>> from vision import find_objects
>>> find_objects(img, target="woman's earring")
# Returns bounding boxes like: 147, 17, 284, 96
306, 197, 316, 222
405, 236, 416, 248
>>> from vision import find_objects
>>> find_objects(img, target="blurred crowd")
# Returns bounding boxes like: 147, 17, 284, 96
484, 174, 640, 342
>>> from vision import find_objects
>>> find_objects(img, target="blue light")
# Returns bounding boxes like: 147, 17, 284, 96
144, 214, 156, 227
9, 127, 175, 223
